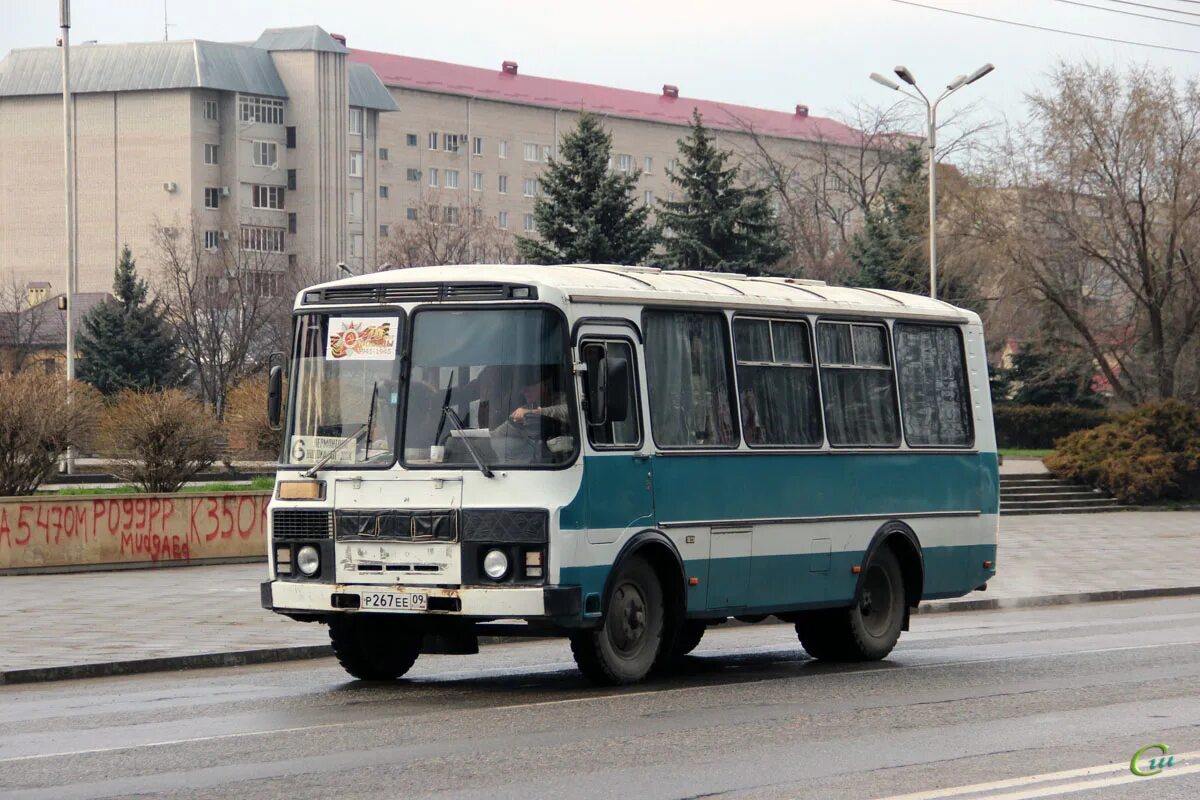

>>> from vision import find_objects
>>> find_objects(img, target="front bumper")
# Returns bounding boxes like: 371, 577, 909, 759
261, 580, 581, 620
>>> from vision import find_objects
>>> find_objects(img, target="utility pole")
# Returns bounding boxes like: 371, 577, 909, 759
60, 0, 76, 474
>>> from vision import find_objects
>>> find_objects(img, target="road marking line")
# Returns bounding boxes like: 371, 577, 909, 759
981, 762, 1200, 799
871, 753, 1196, 800
2, 640, 1197, 763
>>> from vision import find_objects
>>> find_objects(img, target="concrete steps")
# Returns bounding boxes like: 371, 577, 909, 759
1000, 474, 1128, 515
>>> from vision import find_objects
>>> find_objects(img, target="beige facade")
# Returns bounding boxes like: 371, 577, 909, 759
1, 25, 863, 297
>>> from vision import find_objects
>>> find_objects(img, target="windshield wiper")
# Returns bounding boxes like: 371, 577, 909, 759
364, 382, 379, 460
301, 423, 368, 478
441, 406, 494, 478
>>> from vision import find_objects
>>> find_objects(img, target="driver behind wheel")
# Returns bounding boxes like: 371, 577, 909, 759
490, 365, 573, 463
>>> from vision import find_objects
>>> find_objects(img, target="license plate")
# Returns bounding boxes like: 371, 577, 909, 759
359, 591, 428, 611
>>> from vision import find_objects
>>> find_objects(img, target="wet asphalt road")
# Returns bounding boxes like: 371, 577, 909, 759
1, 597, 1199, 800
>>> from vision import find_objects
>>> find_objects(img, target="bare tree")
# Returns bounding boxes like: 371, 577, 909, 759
0, 279, 50, 373
154, 215, 284, 418
380, 191, 517, 268
978, 63, 1200, 403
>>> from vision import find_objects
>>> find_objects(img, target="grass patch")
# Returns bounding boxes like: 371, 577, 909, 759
38, 475, 274, 496
1000, 448, 1052, 459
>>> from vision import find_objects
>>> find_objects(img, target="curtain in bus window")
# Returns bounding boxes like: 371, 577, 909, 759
644, 311, 735, 447
733, 318, 820, 446
818, 322, 900, 446
894, 324, 972, 446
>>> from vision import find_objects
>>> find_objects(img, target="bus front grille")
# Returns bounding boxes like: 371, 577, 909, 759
272, 510, 334, 541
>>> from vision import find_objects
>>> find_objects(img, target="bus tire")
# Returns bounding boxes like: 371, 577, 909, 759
570, 556, 665, 685
671, 620, 707, 657
328, 615, 423, 681
796, 546, 906, 662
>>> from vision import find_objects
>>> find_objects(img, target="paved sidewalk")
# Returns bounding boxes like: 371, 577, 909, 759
2, 512, 1197, 678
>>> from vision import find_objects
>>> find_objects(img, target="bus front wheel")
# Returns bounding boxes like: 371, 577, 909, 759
328, 615, 423, 681
570, 556, 665, 685
796, 546, 906, 662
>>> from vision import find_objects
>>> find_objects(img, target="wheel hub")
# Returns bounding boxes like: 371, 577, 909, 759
609, 582, 648, 656
859, 565, 894, 638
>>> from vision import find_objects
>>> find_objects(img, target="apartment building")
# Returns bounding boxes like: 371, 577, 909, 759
0, 25, 863, 296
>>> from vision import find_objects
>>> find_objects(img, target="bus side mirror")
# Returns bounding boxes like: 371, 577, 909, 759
267, 365, 284, 430
605, 355, 630, 423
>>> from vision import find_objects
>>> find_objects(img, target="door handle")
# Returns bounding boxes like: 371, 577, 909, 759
632, 454, 651, 463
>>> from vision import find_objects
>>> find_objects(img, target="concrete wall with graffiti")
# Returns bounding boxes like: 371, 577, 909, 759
0, 492, 271, 571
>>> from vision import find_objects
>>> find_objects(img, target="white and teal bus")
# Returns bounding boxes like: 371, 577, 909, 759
261, 264, 998, 685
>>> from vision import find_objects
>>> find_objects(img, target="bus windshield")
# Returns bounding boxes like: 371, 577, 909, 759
402, 308, 576, 469
285, 313, 403, 467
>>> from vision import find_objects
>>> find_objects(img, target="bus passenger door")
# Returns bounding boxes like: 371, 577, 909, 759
578, 335, 654, 544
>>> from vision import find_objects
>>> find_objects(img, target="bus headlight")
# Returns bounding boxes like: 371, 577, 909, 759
483, 549, 509, 580
297, 545, 320, 576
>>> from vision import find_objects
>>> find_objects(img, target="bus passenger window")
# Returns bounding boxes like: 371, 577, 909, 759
581, 340, 640, 448
817, 321, 900, 447
894, 324, 973, 447
644, 311, 736, 448
733, 318, 821, 446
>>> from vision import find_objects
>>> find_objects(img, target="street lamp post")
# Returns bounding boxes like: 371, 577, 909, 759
869, 63, 993, 301
60, 0, 77, 474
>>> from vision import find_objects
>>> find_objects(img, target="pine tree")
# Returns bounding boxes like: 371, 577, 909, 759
658, 110, 787, 273
77, 245, 187, 396
849, 144, 977, 305
516, 113, 659, 265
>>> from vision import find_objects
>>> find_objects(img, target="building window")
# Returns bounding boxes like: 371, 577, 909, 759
428, 132, 438, 150
734, 318, 821, 446
239, 95, 284, 125
444, 206, 460, 225
472, 136, 483, 156
203, 143, 219, 165
523, 143, 539, 161
349, 233, 363, 257
288, 212, 297, 234
667, 158, 678, 173
406, 207, 418, 220
444, 169, 460, 189
644, 156, 653, 173
406, 168, 420, 182
203, 230, 220, 250
644, 311, 737, 447
240, 225, 285, 252
286, 126, 296, 148
894, 324, 973, 447
204, 187, 220, 209
428, 167, 439, 187
498, 140, 509, 159
287, 169, 297, 191
443, 133, 460, 153
522, 213, 534, 231
252, 185, 285, 210
472, 171, 483, 191
497, 174, 508, 194
543, 145, 552, 162
617, 154, 633, 173
817, 321, 900, 447
378, 147, 389, 161
473, 207, 483, 225
522, 178, 537, 197
644, 190, 653, 205
406, 133, 418, 147
349, 107, 364, 134
379, 185, 389, 199
203, 99, 219, 121
348, 189, 362, 216
380, 224, 390, 238
498, 211, 508, 229
349, 152, 363, 177
252, 141, 278, 168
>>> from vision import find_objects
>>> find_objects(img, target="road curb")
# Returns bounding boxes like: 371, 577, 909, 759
4, 586, 1199, 686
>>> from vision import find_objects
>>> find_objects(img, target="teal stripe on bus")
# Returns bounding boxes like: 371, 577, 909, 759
559, 451, 999, 532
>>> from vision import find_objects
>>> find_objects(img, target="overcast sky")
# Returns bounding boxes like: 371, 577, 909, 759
4, 0, 1200, 139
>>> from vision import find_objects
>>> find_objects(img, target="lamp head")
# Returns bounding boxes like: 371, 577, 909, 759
947, 74, 968, 91
966, 63, 994, 85
894, 66, 917, 86
870, 72, 901, 91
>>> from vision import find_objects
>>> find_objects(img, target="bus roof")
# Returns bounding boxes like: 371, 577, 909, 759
302, 264, 977, 322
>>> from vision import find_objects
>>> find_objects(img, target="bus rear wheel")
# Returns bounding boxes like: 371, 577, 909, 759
570, 556, 665, 685
329, 615, 423, 680
796, 546, 906, 662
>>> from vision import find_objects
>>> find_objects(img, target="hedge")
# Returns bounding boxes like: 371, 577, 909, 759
991, 404, 1112, 450
1044, 400, 1200, 504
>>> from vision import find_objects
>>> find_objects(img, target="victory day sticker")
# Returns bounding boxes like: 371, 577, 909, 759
326, 317, 399, 361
